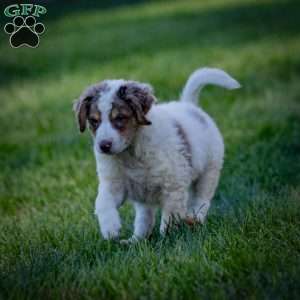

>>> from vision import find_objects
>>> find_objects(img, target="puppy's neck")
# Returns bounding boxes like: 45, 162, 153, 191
118, 127, 147, 162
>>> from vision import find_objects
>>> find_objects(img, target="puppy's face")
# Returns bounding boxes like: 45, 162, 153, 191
74, 80, 155, 155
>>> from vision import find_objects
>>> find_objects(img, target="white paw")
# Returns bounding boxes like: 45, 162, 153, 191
100, 219, 121, 240
120, 235, 139, 245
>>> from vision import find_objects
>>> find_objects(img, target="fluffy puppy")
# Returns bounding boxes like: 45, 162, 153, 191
73, 68, 240, 242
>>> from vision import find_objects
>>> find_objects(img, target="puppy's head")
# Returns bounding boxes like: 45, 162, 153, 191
73, 80, 155, 155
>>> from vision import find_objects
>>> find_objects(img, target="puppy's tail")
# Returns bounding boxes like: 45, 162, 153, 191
180, 68, 241, 105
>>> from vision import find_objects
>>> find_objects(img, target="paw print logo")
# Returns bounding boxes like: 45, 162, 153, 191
4, 16, 45, 48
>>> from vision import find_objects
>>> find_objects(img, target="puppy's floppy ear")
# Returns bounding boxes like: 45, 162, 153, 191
73, 85, 98, 133
117, 81, 156, 126
73, 82, 108, 132
73, 95, 92, 132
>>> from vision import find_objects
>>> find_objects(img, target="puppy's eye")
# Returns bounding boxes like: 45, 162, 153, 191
115, 115, 128, 122
89, 118, 100, 128
112, 115, 129, 130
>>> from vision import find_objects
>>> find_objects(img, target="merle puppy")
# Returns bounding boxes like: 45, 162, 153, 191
74, 68, 240, 243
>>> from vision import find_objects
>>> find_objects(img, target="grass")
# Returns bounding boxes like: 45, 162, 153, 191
0, 0, 300, 299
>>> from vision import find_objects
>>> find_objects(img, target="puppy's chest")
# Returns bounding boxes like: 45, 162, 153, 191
121, 159, 162, 204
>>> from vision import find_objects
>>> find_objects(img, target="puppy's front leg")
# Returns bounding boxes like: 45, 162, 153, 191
95, 180, 125, 240
133, 202, 156, 239
121, 203, 156, 244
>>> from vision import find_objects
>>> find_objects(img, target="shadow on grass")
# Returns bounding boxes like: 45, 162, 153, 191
0, 0, 300, 86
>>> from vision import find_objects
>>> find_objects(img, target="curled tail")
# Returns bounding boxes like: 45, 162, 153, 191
180, 67, 241, 105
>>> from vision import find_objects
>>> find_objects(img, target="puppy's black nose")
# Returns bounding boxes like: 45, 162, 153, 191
100, 140, 112, 153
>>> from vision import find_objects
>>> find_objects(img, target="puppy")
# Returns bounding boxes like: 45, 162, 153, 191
73, 68, 240, 242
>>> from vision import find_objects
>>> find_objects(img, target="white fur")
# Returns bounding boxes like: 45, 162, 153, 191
95, 80, 132, 154
93, 68, 240, 241
181, 67, 241, 104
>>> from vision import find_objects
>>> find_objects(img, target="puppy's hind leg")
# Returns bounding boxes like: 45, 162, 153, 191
189, 164, 221, 224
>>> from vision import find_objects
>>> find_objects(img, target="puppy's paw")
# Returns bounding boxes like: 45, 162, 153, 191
101, 219, 121, 240
120, 235, 139, 245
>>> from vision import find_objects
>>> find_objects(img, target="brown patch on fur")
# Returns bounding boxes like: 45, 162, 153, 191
188, 108, 207, 127
117, 82, 155, 126
184, 217, 200, 226
174, 121, 192, 167
73, 81, 109, 132
88, 101, 102, 135
110, 97, 138, 138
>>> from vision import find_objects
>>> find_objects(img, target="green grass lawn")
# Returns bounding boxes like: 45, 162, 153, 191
1, 0, 300, 299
